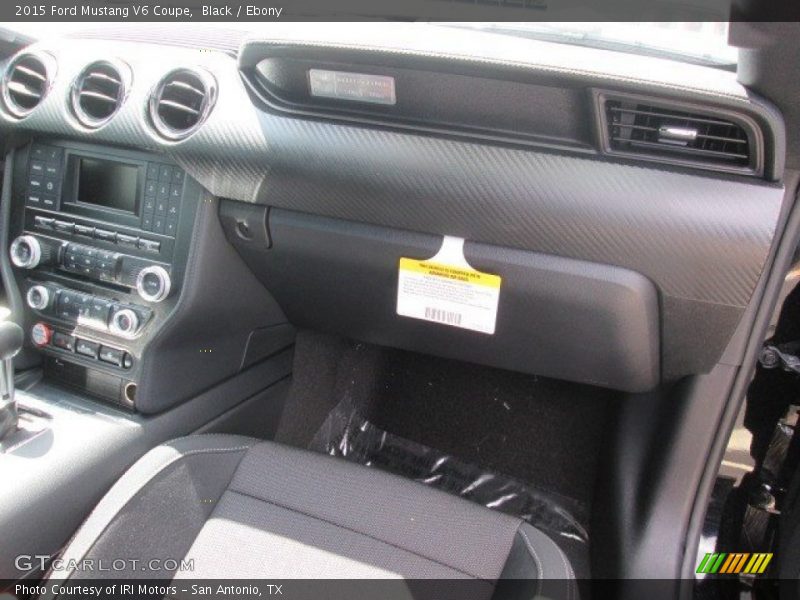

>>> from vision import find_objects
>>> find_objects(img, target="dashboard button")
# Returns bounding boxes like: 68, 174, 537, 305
74, 224, 94, 237
98, 345, 124, 366
165, 218, 178, 237
34, 216, 55, 230
169, 184, 182, 199
76, 339, 100, 358
95, 228, 116, 242
172, 169, 184, 184
44, 163, 60, 177
43, 179, 57, 194
26, 193, 42, 206
87, 297, 111, 326
54, 220, 75, 233
152, 216, 166, 234
138, 239, 161, 253
52, 331, 76, 352
29, 176, 43, 189
31, 322, 52, 347
155, 198, 168, 216
156, 182, 170, 199
30, 160, 45, 175
141, 214, 154, 231
146, 163, 159, 180
158, 165, 172, 181
145, 180, 158, 196
117, 234, 138, 247
42, 195, 56, 208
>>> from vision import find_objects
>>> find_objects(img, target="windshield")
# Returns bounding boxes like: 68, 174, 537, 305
445, 22, 737, 68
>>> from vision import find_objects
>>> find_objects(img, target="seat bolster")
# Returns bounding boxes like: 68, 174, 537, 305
43, 434, 257, 587
496, 522, 579, 600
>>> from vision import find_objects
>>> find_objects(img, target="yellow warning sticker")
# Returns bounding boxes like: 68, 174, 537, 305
397, 237, 501, 334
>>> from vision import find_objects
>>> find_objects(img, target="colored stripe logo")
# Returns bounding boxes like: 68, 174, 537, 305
697, 553, 773, 574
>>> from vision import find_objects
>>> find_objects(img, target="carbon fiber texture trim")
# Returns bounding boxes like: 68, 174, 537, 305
0, 38, 785, 332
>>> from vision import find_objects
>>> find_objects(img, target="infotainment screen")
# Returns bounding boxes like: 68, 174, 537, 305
76, 158, 139, 213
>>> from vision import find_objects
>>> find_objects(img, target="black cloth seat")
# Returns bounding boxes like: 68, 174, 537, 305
47, 434, 580, 600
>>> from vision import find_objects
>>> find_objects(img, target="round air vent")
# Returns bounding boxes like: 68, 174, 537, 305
1, 51, 55, 118
149, 68, 216, 140
71, 60, 131, 128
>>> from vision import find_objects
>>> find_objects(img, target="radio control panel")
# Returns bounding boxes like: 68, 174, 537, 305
6, 139, 200, 410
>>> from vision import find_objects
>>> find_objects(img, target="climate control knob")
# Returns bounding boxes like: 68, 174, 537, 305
10, 235, 42, 269
136, 265, 171, 303
26, 285, 50, 310
110, 309, 140, 338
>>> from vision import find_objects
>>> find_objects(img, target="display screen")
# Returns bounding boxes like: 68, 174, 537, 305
76, 158, 139, 213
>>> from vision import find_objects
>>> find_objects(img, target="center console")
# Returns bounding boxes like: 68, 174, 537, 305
6, 141, 199, 409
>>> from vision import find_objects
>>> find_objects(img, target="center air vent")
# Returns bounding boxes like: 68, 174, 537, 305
2, 52, 55, 118
600, 93, 761, 176
71, 60, 130, 128
149, 68, 216, 140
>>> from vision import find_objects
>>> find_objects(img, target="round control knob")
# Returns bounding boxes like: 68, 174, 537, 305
10, 235, 42, 269
110, 309, 140, 338
31, 322, 52, 347
136, 266, 171, 303
26, 285, 50, 310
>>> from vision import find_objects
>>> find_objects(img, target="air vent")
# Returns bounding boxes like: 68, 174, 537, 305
601, 94, 761, 175
149, 68, 216, 140
71, 60, 130, 128
1, 52, 55, 118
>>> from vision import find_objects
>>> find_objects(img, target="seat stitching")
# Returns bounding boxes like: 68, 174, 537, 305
225, 487, 487, 581
517, 528, 543, 599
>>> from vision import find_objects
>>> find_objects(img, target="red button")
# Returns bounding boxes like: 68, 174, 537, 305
31, 322, 52, 347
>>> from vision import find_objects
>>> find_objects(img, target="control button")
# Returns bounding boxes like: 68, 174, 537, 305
29, 176, 43, 189
156, 181, 170, 199
76, 339, 100, 359
146, 163, 159, 180
172, 169, 185, 184
99, 345, 124, 366
165, 218, 178, 237
31, 322, 52, 347
30, 145, 49, 160
141, 214, 154, 231
169, 184, 182, 200
52, 331, 76, 352
87, 297, 111, 326
26, 193, 42, 206
143, 196, 156, 213
43, 179, 57, 194
10, 235, 42, 269
74, 224, 94, 237
44, 163, 60, 177
94, 228, 116, 243
138, 239, 160, 253
26, 285, 50, 310
117, 234, 138, 248
136, 265, 171, 303
110, 308, 140, 337
34, 216, 55, 230
56, 290, 80, 320
123, 353, 134, 369
42, 146, 61, 162
30, 160, 45, 175
155, 198, 168, 216
145, 180, 158, 196
152, 216, 166, 234
53, 220, 74, 233
41, 195, 56, 208
167, 196, 181, 217
158, 165, 172, 181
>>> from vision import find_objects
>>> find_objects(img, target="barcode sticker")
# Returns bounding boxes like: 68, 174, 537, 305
397, 236, 501, 334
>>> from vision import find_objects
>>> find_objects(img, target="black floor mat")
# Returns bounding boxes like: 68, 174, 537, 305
310, 397, 589, 544
280, 332, 616, 543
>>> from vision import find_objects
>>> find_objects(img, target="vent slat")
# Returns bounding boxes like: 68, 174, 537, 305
606, 98, 752, 171
72, 61, 127, 127
158, 99, 200, 116
3, 53, 51, 117
149, 69, 215, 140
